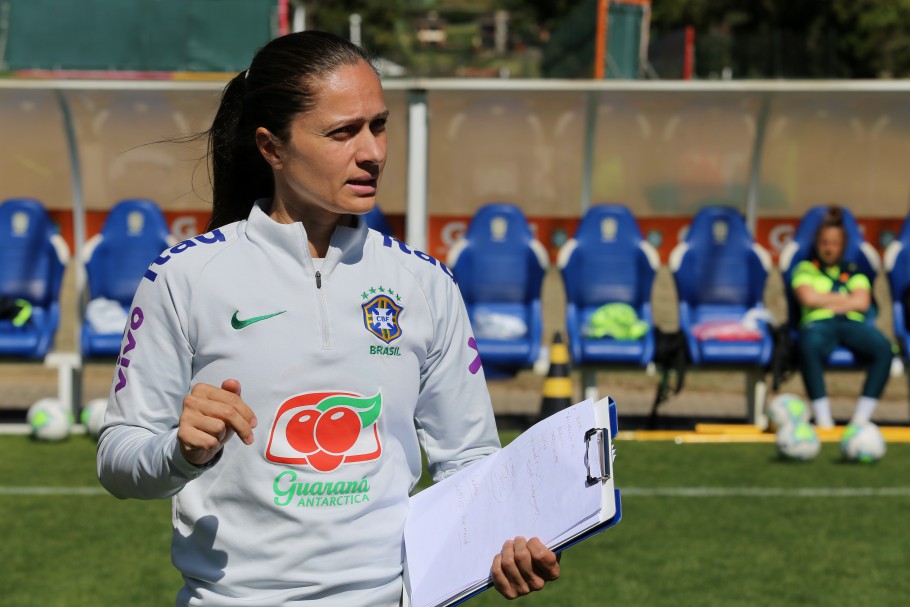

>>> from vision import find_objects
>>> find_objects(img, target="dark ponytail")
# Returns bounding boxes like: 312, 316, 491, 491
206, 73, 273, 230
205, 31, 375, 230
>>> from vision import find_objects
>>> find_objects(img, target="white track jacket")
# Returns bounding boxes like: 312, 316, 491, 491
97, 201, 501, 606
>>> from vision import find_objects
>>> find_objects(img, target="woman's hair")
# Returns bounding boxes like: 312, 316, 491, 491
818, 205, 844, 230
206, 31, 374, 230
810, 205, 846, 262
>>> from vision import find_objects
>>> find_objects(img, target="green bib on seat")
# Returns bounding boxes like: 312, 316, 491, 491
586, 303, 649, 340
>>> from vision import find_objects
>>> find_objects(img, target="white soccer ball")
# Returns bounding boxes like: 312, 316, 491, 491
776, 421, 821, 461
80, 398, 108, 439
768, 393, 810, 430
840, 422, 886, 463
27, 397, 73, 442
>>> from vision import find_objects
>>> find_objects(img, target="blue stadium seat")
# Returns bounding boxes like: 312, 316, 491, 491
670, 206, 773, 426
81, 199, 174, 358
558, 204, 658, 368
779, 205, 880, 367
0, 198, 69, 359
671, 206, 774, 366
447, 203, 548, 378
363, 204, 396, 237
884, 215, 910, 357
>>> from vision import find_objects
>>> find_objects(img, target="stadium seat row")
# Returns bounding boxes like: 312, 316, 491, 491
0, 197, 174, 361
3, 197, 910, 421
441, 202, 910, 423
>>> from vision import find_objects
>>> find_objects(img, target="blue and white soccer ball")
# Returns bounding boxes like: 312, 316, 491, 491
840, 422, 886, 463
768, 393, 810, 431
80, 398, 108, 439
775, 420, 821, 461
27, 397, 73, 442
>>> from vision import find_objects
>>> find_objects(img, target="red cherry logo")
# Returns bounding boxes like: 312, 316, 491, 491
286, 408, 320, 454
314, 406, 362, 455
306, 450, 344, 472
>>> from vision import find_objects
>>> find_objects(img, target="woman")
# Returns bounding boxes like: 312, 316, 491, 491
97, 31, 558, 605
792, 205, 892, 428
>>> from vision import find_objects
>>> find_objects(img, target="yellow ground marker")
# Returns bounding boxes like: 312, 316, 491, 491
617, 423, 910, 443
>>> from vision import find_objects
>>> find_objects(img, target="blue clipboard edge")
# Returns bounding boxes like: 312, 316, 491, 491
552, 489, 623, 554
553, 397, 622, 553
444, 398, 622, 606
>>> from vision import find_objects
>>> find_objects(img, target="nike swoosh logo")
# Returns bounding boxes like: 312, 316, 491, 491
231, 310, 286, 330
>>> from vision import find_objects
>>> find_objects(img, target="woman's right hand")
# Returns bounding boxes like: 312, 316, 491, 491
177, 379, 258, 466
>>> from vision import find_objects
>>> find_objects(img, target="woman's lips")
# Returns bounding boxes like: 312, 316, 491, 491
347, 178, 378, 195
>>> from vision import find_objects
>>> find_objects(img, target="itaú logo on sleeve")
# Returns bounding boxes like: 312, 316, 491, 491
265, 391, 382, 473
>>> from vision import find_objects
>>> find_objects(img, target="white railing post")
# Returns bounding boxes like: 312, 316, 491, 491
406, 89, 429, 251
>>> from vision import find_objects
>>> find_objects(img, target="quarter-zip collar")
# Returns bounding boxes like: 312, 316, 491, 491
244, 199, 369, 276
242, 200, 369, 351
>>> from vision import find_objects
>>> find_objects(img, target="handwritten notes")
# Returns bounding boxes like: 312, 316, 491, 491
404, 399, 606, 607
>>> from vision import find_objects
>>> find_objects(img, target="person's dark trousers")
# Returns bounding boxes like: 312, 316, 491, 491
798, 316, 892, 400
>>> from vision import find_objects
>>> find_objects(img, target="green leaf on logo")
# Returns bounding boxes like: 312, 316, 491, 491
316, 392, 382, 428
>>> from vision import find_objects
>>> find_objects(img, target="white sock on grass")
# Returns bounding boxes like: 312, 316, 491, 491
851, 396, 878, 425
811, 397, 834, 429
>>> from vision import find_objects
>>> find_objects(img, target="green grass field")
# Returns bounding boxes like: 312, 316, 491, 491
2, 432, 909, 606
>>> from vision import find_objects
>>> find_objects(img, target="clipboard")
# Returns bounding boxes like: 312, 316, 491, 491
551, 398, 622, 555
403, 397, 622, 607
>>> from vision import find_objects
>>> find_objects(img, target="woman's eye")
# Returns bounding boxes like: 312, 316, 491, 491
371, 118, 387, 135
330, 126, 357, 140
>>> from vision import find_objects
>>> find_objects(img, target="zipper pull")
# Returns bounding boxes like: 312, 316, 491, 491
315, 271, 322, 289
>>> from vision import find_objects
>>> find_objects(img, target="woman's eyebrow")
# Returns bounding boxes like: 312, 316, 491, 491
325, 109, 390, 131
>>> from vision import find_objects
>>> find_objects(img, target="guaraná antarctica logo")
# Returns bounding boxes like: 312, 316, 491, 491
267, 391, 383, 509
266, 390, 383, 472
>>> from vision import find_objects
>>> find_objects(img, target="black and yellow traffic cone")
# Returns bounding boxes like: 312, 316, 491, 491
539, 331, 573, 420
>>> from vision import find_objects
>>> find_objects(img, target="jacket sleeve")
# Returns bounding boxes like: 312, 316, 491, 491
414, 274, 500, 483
791, 260, 818, 290
846, 273, 871, 292
96, 269, 209, 499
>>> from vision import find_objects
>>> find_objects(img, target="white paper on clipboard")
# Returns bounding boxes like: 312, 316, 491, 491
403, 397, 617, 607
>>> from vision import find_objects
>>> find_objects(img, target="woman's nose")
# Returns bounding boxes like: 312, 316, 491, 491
357, 132, 386, 165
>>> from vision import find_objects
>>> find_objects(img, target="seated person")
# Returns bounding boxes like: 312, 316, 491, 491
792, 205, 892, 428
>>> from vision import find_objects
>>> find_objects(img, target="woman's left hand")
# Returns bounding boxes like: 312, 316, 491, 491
491, 536, 560, 599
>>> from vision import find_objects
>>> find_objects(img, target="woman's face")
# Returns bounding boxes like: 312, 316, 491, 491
816, 225, 845, 265
261, 60, 388, 221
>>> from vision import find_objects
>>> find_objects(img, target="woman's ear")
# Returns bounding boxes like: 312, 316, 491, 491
256, 127, 283, 169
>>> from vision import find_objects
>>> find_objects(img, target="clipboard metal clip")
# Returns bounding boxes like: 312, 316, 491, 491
584, 427, 612, 486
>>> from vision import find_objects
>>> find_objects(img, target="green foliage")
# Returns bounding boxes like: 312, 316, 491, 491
301, 0, 574, 78
3, 435, 910, 605
500, 0, 578, 32
833, 0, 910, 77
651, 0, 910, 78
305, 0, 403, 58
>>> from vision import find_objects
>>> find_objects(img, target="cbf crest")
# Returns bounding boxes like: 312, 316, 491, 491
362, 293, 404, 343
